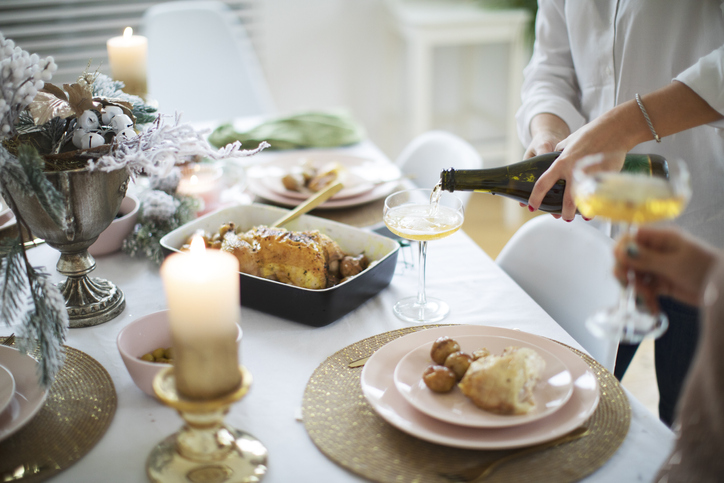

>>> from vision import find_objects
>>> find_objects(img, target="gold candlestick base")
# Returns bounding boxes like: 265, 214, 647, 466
147, 366, 268, 483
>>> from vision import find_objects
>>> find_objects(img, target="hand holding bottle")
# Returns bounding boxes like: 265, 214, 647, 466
526, 110, 638, 221
613, 227, 719, 314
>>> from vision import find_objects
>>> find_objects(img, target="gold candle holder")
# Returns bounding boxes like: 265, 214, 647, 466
146, 366, 268, 483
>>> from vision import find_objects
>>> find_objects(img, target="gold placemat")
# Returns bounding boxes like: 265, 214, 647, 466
302, 326, 631, 483
0, 342, 117, 482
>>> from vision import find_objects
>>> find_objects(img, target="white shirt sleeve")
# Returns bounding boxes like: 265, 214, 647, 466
516, 0, 586, 147
675, 44, 724, 128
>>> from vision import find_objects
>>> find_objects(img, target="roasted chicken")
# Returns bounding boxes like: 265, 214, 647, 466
188, 223, 368, 289
458, 346, 545, 415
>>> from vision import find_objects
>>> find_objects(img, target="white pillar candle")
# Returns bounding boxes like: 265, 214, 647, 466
106, 27, 148, 97
160, 236, 241, 400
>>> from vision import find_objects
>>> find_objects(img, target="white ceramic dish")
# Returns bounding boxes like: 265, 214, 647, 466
117, 310, 243, 397
0, 364, 15, 416
247, 151, 401, 202
0, 346, 48, 442
394, 335, 573, 428
88, 193, 140, 256
361, 325, 600, 450
159, 204, 399, 326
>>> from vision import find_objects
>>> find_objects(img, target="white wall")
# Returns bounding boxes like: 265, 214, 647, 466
260, 0, 519, 162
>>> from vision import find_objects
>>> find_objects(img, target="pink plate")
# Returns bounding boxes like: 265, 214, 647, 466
246, 151, 401, 209
0, 346, 48, 443
394, 335, 573, 428
361, 325, 599, 449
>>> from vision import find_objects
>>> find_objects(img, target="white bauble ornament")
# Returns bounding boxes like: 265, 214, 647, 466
78, 110, 99, 130
72, 128, 86, 148
80, 132, 105, 149
116, 127, 137, 142
101, 105, 124, 125
109, 114, 133, 133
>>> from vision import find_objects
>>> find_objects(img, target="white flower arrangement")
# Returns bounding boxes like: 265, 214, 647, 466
0, 33, 268, 386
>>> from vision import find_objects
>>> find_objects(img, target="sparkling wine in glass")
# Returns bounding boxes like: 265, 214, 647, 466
572, 153, 691, 343
383, 187, 464, 323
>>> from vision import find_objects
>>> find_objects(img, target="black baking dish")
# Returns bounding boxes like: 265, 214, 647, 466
159, 203, 399, 326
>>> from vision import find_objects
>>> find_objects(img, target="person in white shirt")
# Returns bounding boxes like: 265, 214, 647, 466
515, 0, 724, 426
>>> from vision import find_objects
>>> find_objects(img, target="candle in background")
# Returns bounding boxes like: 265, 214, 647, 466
177, 163, 224, 215
160, 236, 241, 400
106, 27, 148, 98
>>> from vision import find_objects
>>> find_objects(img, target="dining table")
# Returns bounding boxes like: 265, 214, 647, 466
3, 133, 675, 483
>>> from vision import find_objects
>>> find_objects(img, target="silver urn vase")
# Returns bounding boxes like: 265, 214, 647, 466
4, 167, 129, 328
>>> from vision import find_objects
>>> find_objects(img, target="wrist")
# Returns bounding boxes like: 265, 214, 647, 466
597, 101, 653, 151
530, 113, 570, 140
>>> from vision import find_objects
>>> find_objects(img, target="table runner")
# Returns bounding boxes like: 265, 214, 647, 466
0, 341, 117, 482
302, 326, 630, 483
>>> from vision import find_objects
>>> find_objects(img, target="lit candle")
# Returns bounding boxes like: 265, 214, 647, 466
177, 163, 224, 215
160, 237, 241, 400
106, 27, 148, 97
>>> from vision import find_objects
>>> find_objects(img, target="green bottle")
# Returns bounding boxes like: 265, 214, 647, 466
439, 152, 668, 214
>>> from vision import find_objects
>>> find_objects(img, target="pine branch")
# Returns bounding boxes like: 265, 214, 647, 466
16, 269, 67, 387
0, 237, 29, 326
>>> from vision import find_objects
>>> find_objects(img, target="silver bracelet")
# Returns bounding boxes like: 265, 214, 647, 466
635, 93, 661, 143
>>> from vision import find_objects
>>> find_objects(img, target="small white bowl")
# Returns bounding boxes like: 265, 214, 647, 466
117, 310, 243, 397
89, 193, 140, 256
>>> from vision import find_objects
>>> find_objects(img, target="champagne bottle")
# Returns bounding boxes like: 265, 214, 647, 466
439, 152, 669, 214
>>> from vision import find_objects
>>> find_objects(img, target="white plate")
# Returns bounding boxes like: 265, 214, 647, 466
394, 335, 573, 428
248, 179, 400, 210
255, 153, 378, 200
247, 151, 401, 209
0, 364, 15, 416
0, 346, 48, 442
361, 325, 600, 449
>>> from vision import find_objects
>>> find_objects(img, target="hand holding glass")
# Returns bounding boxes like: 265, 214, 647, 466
572, 153, 691, 343
383, 188, 464, 323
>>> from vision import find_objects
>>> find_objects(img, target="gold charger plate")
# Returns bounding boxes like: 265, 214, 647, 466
302, 325, 630, 483
0, 340, 117, 482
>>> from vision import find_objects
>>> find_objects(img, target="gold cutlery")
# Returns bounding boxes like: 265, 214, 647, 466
1, 333, 15, 346
270, 181, 344, 228
347, 355, 371, 368
438, 426, 590, 482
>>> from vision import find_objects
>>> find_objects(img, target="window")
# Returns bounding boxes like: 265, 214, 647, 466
0, 0, 260, 85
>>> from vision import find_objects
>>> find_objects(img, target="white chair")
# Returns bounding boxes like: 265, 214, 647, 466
141, 1, 275, 123
496, 215, 620, 371
395, 130, 483, 206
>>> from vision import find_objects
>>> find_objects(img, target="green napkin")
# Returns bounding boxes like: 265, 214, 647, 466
208, 110, 366, 150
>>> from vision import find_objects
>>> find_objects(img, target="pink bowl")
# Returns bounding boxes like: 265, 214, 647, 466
117, 310, 243, 397
89, 193, 140, 256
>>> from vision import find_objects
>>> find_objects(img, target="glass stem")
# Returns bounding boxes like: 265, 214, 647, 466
416, 241, 428, 308
622, 223, 639, 334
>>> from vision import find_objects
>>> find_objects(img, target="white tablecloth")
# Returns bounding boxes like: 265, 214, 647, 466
21, 222, 673, 482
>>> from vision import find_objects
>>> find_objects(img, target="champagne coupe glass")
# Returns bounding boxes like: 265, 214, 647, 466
383, 187, 464, 323
572, 153, 691, 343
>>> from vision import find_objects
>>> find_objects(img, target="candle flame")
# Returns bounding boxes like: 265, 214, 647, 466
123, 27, 133, 38
189, 174, 199, 185
189, 235, 206, 255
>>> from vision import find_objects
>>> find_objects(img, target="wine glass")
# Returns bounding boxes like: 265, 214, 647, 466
572, 153, 692, 343
383, 187, 464, 323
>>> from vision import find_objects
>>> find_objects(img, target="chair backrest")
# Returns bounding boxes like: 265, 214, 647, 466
141, 1, 275, 123
395, 130, 482, 206
496, 215, 620, 371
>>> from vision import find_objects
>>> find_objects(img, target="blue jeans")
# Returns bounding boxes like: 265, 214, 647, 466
613, 297, 701, 427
